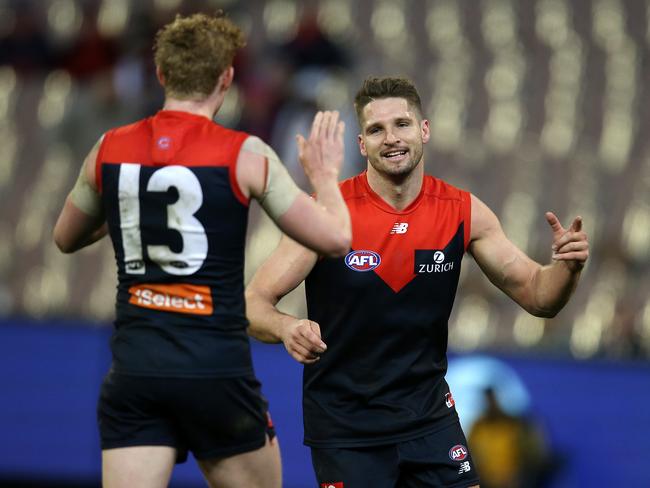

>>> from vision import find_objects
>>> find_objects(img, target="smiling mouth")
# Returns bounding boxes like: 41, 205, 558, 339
382, 149, 408, 160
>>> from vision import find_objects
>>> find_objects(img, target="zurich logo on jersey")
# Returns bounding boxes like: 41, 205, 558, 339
345, 250, 381, 272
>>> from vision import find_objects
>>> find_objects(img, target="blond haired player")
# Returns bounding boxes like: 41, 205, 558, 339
54, 13, 350, 488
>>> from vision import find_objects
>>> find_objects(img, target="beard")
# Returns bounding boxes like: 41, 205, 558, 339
368, 144, 423, 178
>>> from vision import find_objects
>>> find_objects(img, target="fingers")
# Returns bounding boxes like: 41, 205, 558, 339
296, 134, 305, 159
308, 111, 341, 141
284, 320, 327, 364
548, 214, 589, 269
336, 120, 345, 143
326, 111, 339, 140
552, 240, 589, 258
570, 216, 582, 232
310, 111, 323, 140
308, 321, 327, 351
545, 211, 563, 233
288, 342, 320, 364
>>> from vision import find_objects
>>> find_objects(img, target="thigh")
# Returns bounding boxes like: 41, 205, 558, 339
97, 372, 188, 462
171, 375, 270, 459
311, 444, 400, 488
198, 434, 281, 488
103, 445, 176, 488
397, 422, 480, 488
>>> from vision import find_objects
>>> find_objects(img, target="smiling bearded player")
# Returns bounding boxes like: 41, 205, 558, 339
246, 76, 589, 488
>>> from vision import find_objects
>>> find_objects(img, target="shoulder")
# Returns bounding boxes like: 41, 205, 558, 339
240, 135, 278, 158
108, 117, 151, 137
422, 175, 468, 201
469, 193, 501, 241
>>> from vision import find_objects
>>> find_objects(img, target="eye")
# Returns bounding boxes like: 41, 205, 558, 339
398, 121, 411, 127
367, 127, 381, 134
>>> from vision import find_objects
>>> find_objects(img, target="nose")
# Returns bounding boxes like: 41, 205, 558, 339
384, 130, 399, 145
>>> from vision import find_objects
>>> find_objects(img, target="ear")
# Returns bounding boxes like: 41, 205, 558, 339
420, 119, 430, 144
156, 66, 165, 87
219, 66, 234, 93
358, 134, 367, 157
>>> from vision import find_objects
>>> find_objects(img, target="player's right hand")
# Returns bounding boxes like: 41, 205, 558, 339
281, 319, 327, 364
296, 111, 345, 184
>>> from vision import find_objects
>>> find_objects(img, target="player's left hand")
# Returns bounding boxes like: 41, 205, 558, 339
545, 212, 589, 272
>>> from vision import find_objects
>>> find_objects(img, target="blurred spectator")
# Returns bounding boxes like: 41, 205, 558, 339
0, 2, 54, 75
60, 4, 117, 81
278, 8, 349, 71
469, 388, 553, 488
266, 8, 358, 189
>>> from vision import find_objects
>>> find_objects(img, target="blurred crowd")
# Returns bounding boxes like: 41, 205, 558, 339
1, 0, 649, 362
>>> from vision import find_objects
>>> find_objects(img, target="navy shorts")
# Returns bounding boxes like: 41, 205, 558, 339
97, 371, 275, 463
311, 421, 480, 487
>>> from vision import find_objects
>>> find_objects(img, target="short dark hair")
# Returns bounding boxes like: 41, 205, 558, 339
154, 12, 246, 100
353, 77, 423, 124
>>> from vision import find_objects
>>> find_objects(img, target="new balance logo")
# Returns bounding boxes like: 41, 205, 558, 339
390, 222, 409, 234
458, 461, 471, 474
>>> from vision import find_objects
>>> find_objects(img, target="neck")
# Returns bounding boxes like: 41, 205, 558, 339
366, 164, 424, 211
162, 92, 225, 120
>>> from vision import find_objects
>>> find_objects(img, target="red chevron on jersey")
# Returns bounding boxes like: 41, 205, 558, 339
342, 173, 471, 293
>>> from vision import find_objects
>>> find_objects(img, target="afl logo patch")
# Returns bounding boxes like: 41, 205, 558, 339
157, 136, 171, 149
345, 250, 381, 272
449, 444, 468, 461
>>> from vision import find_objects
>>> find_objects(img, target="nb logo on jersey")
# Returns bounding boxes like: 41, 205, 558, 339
458, 461, 471, 474
445, 391, 455, 408
390, 222, 409, 234
129, 283, 213, 315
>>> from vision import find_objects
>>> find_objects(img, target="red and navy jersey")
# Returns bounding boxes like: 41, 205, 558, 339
97, 110, 253, 377
303, 172, 471, 447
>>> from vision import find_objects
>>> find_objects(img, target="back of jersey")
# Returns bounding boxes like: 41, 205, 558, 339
97, 110, 252, 378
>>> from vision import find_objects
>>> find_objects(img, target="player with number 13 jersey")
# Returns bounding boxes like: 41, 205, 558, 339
53, 13, 351, 487
99, 112, 264, 378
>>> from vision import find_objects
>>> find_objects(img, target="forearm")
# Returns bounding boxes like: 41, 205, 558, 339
53, 198, 107, 253
310, 173, 352, 245
530, 261, 582, 317
74, 223, 108, 250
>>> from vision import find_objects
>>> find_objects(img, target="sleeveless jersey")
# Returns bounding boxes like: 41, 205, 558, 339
303, 172, 471, 447
97, 110, 252, 377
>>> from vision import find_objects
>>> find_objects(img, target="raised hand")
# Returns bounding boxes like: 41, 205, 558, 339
296, 111, 345, 185
281, 319, 327, 365
545, 212, 589, 272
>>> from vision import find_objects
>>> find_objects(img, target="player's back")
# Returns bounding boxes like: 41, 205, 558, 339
97, 110, 253, 378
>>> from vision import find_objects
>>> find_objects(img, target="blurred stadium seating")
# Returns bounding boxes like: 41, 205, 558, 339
1, 0, 649, 361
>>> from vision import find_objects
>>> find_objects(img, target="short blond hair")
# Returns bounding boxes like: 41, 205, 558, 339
154, 12, 245, 100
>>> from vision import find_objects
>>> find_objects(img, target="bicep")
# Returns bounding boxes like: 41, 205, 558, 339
247, 235, 318, 304
53, 141, 106, 252
468, 194, 539, 298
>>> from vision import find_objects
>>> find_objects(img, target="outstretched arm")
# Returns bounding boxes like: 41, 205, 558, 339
246, 235, 326, 364
237, 111, 351, 257
53, 139, 107, 253
469, 194, 589, 317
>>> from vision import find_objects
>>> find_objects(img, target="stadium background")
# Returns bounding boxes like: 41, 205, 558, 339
0, 0, 648, 486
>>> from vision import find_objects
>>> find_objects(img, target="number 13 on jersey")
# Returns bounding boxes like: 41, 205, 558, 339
118, 164, 208, 276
